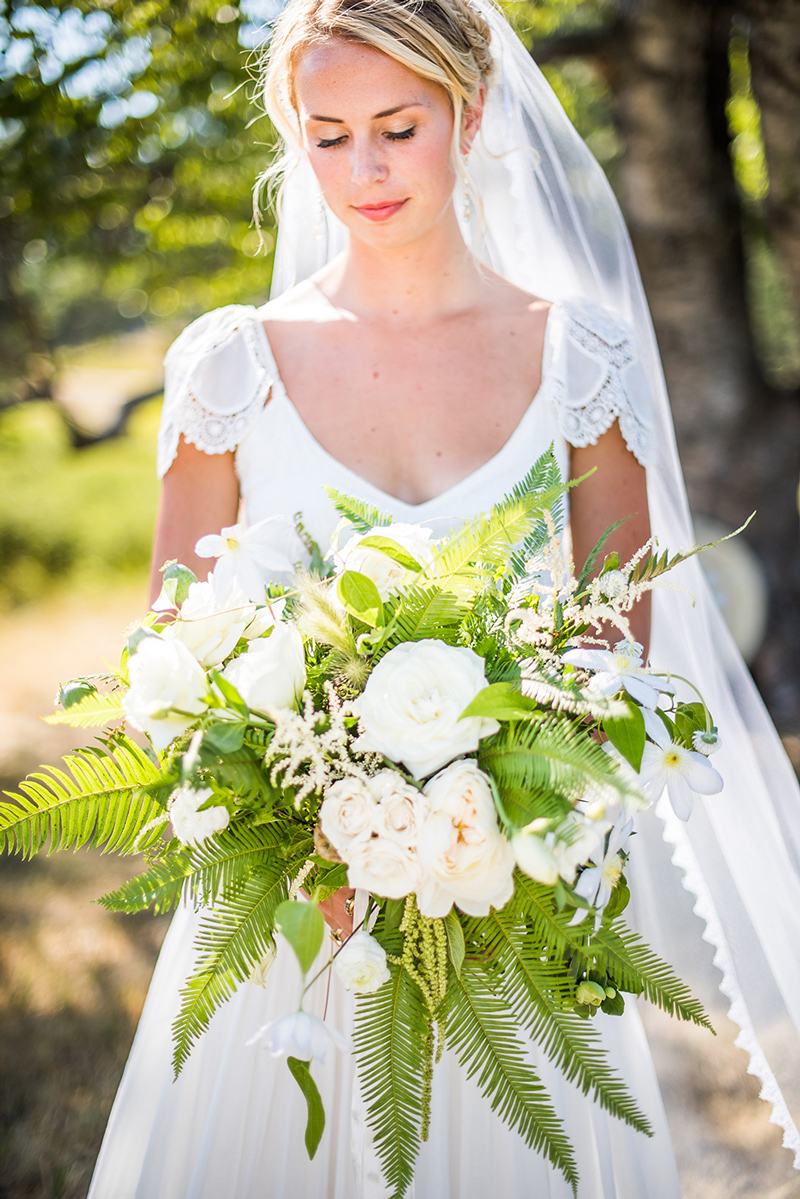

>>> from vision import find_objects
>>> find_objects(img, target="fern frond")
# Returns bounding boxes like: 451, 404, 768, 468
382, 584, 468, 649
443, 963, 578, 1192
592, 923, 713, 1030
0, 737, 165, 858
353, 961, 428, 1199
172, 861, 289, 1074
485, 907, 651, 1133
99, 851, 192, 915
324, 488, 394, 533
511, 873, 593, 963
519, 673, 628, 722
44, 690, 126, 728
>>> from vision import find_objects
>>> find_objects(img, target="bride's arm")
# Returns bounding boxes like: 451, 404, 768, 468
569, 421, 652, 654
149, 439, 240, 604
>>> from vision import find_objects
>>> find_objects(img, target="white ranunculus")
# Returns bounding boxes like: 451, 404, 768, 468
195, 516, 303, 602
248, 943, 278, 987
124, 636, 208, 752
335, 523, 436, 600
353, 640, 499, 780
220, 623, 305, 713
334, 930, 391, 994
169, 785, 230, 847
346, 837, 420, 899
164, 575, 256, 668
247, 1010, 347, 1062
598, 570, 628, 600
416, 760, 515, 918
319, 778, 377, 856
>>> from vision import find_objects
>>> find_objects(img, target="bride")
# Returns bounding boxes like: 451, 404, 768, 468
88, 0, 800, 1194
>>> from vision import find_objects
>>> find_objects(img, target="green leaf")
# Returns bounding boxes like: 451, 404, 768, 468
287, 1057, 326, 1159
45, 690, 125, 728
356, 536, 422, 571
57, 679, 97, 709
337, 570, 384, 628
156, 562, 197, 609
323, 489, 394, 533
460, 682, 539, 723
444, 911, 465, 977
209, 669, 250, 717
204, 720, 247, 754
275, 900, 326, 975
603, 702, 646, 771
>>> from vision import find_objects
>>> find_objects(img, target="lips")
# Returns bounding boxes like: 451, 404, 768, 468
352, 199, 408, 223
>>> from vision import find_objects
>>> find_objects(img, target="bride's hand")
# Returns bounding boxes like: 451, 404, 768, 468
317, 887, 355, 940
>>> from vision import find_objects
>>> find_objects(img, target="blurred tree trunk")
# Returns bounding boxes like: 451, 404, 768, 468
746, 0, 800, 315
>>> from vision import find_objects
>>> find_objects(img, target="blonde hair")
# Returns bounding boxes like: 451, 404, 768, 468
256, 0, 494, 217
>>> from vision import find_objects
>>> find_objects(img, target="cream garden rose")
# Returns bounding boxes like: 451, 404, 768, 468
353, 640, 499, 779
416, 760, 515, 918
124, 635, 208, 752
220, 623, 306, 713
335, 523, 436, 601
319, 777, 376, 855
334, 930, 391, 994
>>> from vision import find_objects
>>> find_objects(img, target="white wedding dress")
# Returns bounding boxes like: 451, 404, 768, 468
88, 295, 684, 1199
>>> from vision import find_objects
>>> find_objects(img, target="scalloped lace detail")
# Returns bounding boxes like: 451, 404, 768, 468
553, 301, 653, 467
157, 308, 271, 479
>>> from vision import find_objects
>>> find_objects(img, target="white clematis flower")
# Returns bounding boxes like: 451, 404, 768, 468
195, 516, 302, 602
640, 708, 723, 821
353, 640, 499, 780
123, 636, 208, 752
334, 930, 391, 994
163, 575, 256, 668
574, 816, 634, 911
692, 727, 722, 756
334, 523, 436, 600
169, 784, 230, 847
247, 1010, 347, 1062
562, 640, 675, 709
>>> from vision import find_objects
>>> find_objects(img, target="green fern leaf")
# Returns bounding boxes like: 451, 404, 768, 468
352, 960, 429, 1199
172, 861, 289, 1074
592, 923, 713, 1030
443, 962, 578, 1192
44, 690, 126, 728
324, 488, 394, 533
0, 737, 165, 858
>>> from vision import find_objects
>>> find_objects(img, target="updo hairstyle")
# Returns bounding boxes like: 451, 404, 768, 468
258, 0, 494, 210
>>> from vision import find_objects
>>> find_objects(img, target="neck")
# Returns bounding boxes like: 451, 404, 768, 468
324, 203, 483, 324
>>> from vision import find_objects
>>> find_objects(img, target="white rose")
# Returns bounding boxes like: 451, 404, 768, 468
164, 575, 256, 668
320, 778, 377, 855
124, 636, 208, 752
243, 598, 286, 640
367, 771, 428, 849
334, 930, 391, 994
353, 641, 499, 780
169, 784, 230, 847
335, 523, 436, 600
416, 760, 515, 918
346, 837, 420, 899
220, 623, 305, 712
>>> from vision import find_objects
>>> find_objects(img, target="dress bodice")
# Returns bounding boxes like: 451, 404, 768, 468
157, 296, 654, 553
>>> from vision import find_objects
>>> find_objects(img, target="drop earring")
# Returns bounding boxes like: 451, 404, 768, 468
463, 190, 472, 224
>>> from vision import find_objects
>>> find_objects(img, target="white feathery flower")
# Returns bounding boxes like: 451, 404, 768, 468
640, 709, 723, 821
692, 727, 722, 756
195, 516, 302, 602
246, 1010, 347, 1062
562, 640, 675, 710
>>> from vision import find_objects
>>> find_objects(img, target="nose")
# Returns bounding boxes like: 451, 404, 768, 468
350, 136, 388, 188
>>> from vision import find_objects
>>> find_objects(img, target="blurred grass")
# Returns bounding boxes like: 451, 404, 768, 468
0, 398, 160, 610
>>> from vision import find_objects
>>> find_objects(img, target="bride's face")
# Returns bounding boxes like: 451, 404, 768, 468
294, 38, 479, 248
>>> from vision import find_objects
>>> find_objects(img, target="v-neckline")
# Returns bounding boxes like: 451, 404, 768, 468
251, 300, 560, 514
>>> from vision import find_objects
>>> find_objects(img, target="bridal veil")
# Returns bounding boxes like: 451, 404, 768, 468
267, 0, 800, 1164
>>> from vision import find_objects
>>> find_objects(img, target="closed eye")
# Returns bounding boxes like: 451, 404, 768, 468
386, 126, 416, 141
317, 134, 347, 149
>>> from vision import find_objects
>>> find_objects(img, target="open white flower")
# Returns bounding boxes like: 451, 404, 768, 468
195, 516, 302, 602
334, 930, 391, 994
164, 575, 255, 668
169, 784, 230, 847
124, 636, 208, 752
247, 1010, 347, 1062
346, 836, 420, 899
562, 640, 674, 709
574, 816, 634, 910
353, 640, 499, 780
640, 709, 723, 820
417, 760, 515, 918
334, 523, 436, 600
220, 623, 305, 713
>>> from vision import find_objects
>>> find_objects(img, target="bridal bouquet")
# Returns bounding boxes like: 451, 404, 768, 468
1, 451, 727, 1197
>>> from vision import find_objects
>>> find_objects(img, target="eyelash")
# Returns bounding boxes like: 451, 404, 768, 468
316, 126, 417, 149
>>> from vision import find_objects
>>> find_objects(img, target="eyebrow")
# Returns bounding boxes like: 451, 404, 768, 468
308, 103, 424, 123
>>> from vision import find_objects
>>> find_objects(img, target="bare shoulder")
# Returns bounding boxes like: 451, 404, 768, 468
477, 267, 552, 329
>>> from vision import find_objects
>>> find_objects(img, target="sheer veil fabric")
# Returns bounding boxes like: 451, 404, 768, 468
271, 1, 800, 1163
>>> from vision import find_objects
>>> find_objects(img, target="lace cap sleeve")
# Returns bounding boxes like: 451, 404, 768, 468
157, 304, 273, 479
547, 296, 655, 467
